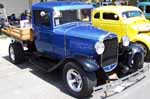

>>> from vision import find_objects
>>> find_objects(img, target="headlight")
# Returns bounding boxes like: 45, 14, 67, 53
95, 41, 105, 55
122, 36, 130, 47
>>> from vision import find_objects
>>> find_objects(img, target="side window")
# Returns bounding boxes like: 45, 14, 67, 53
103, 13, 119, 20
146, 6, 150, 13
33, 10, 50, 26
94, 12, 100, 19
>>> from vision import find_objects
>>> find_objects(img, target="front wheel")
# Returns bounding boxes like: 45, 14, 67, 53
63, 62, 97, 98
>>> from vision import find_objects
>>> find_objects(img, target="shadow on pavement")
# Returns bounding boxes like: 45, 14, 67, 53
2, 56, 80, 98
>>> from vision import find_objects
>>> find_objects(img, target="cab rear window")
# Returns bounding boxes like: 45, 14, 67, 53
33, 10, 50, 26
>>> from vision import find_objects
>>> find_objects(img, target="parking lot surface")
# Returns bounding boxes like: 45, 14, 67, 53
0, 37, 150, 99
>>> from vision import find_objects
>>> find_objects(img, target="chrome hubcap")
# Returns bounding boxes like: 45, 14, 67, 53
66, 69, 83, 92
10, 47, 15, 61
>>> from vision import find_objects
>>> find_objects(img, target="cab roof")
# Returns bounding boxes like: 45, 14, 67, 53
32, 1, 93, 11
138, 2, 150, 6
94, 6, 141, 13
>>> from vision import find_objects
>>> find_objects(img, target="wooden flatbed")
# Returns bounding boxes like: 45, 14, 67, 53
1, 26, 34, 41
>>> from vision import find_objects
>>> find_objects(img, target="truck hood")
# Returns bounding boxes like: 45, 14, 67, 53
54, 22, 117, 40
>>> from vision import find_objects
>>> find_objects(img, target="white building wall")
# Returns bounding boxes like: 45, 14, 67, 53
0, 0, 30, 17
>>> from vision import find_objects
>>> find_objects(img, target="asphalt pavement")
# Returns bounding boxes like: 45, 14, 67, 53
0, 37, 150, 99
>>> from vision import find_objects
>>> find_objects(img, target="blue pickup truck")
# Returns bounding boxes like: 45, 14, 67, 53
4, 2, 118, 97
0, 1, 144, 98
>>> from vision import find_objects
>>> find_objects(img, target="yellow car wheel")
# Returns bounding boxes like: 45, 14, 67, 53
137, 43, 150, 62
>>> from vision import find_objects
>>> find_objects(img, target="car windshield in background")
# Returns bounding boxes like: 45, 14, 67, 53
54, 9, 91, 26
122, 10, 143, 19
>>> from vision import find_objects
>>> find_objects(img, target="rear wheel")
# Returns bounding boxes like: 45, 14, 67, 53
63, 62, 97, 98
9, 42, 25, 64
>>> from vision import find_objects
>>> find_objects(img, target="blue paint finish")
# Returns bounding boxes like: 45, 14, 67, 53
73, 55, 100, 72
32, 1, 93, 11
54, 22, 111, 58
103, 63, 117, 72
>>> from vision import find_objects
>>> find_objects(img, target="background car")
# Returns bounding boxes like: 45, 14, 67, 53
138, 2, 150, 20
92, 5, 150, 62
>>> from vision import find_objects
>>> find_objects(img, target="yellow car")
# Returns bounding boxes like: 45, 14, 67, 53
92, 6, 150, 61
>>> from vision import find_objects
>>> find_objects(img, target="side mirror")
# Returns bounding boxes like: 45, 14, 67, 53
0, 4, 4, 9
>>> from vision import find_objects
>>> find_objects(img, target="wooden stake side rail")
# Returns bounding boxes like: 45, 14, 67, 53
1, 26, 34, 41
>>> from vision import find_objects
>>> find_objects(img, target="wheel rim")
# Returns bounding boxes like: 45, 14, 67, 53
10, 46, 15, 61
66, 69, 83, 92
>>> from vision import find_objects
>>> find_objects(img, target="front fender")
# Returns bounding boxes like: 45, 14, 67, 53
131, 34, 150, 50
73, 55, 100, 72
72, 55, 117, 73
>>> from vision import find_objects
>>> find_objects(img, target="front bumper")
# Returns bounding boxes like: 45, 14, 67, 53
93, 64, 150, 97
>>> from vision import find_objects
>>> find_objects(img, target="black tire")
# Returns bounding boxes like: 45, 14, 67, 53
63, 62, 97, 98
132, 53, 144, 71
9, 42, 25, 64
137, 43, 150, 62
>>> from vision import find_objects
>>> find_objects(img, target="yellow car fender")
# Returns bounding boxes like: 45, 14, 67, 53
131, 34, 150, 50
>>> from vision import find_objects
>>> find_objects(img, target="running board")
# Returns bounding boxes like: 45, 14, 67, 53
28, 56, 61, 72
93, 64, 150, 97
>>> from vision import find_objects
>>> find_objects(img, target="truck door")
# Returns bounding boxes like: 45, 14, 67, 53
33, 10, 53, 54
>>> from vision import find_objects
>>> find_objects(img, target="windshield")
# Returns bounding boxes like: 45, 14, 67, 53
54, 9, 91, 26
122, 10, 143, 19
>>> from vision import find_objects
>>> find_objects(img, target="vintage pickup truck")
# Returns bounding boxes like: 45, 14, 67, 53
0, 2, 148, 98
1, 2, 119, 98
92, 6, 149, 62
